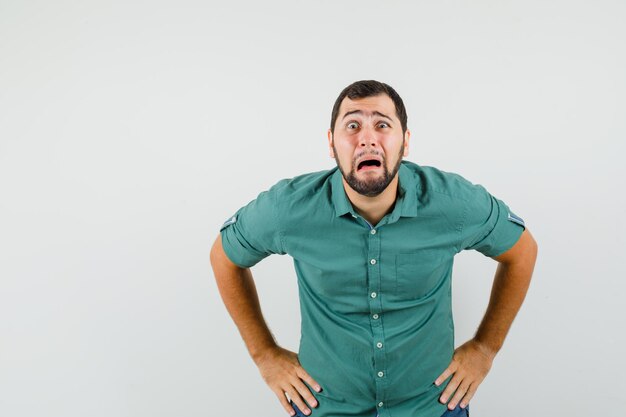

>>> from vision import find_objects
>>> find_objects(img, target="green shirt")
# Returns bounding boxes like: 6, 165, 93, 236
220, 161, 525, 417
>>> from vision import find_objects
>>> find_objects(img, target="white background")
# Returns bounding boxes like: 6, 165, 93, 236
1, 1, 625, 416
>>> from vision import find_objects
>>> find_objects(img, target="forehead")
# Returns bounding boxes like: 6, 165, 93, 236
338, 94, 397, 120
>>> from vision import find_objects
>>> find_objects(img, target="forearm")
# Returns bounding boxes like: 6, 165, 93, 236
474, 238, 537, 355
436, 230, 538, 409
210, 235, 278, 363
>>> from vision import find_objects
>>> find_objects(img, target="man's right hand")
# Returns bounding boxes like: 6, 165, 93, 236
210, 236, 321, 415
255, 346, 322, 416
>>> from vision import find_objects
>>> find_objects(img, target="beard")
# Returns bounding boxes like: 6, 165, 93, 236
333, 141, 404, 197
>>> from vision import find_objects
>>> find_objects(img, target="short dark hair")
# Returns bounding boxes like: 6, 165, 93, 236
330, 80, 408, 135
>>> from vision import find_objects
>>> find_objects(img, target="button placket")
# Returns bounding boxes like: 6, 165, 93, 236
367, 226, 388, 414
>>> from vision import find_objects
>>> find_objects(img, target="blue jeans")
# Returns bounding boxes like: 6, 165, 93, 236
290, 401, 469, 417
439, 404, 470, 417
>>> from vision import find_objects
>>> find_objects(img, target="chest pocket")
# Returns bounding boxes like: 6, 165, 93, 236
395, 250, 449, 300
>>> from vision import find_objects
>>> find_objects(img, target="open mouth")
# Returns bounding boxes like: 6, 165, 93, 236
357, 159, 382, 171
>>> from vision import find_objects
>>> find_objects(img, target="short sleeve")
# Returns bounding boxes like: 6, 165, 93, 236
219, 184, 286, 268
459, 183, 526, 257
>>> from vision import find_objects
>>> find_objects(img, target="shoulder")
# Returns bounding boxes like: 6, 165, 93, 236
264, 167, 336, 202
401, 160, 481, 203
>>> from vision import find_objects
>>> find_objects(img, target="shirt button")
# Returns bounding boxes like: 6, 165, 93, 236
371, 292, 377, 298
370, 229, 377, 235
377, 371, 384, 378
378, 402, 384, 407
370, 259, 377, 265
376, 342, 383, 348
372, 314, 379, 319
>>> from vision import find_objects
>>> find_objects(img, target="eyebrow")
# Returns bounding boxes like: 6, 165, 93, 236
341, 110, 393, 122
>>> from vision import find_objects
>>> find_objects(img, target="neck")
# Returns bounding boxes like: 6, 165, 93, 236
342, 175, 399, 227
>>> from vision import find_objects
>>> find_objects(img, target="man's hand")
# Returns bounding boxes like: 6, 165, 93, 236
255, 346, 322, 416
434, 229, 537, 410
211, 236, 322, 415
434, 339, 495, 410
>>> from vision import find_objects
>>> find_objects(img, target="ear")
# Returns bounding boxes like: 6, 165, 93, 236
327, 129, 335, 158
403, 129, 411, 157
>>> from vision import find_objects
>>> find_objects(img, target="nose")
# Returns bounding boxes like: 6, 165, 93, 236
358, 127, 379, 148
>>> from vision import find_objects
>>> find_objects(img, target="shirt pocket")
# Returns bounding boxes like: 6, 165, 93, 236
395, 250, 448, 300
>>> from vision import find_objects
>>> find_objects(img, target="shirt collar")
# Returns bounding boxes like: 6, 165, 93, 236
330, 162, 419, 220
390, 162, 418, 220
331, 167, 354, 217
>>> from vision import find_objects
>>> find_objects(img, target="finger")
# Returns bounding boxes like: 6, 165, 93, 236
459, 382, 478, 408
439, 373, 463, 404
286, 388, 312, 416
292, 378, 319, 408
273, 389, 297, 416
296, 368, 322, 393
434, 362, 457, 386
447, 381, 471, 410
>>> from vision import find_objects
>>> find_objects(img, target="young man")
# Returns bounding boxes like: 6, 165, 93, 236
210, 80, 538, 417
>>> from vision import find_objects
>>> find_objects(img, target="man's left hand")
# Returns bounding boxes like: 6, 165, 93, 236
434, 339, 496, 410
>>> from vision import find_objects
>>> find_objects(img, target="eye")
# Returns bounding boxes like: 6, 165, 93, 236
347, 122, 359, 129
378, 122, 390, 128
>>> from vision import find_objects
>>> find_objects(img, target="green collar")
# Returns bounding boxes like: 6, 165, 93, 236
330, 162, 419, 222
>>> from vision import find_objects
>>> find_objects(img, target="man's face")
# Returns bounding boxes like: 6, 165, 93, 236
328, 94, 410, 197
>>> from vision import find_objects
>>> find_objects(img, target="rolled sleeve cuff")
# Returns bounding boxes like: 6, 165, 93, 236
477, 196, 526, 258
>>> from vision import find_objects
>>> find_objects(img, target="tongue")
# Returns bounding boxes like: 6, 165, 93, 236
359, 161, 380, 171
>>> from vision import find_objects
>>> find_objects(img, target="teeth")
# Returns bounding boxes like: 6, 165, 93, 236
358, 159, 380, 170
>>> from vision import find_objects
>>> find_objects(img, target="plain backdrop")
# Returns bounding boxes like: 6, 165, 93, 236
1, 1, 625, 416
